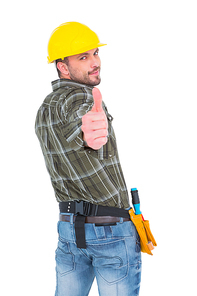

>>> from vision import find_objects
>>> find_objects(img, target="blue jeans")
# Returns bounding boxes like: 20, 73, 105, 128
55, 214, 142, 296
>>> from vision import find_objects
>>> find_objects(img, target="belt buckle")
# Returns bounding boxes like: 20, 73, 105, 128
75, 201, 98, 216
75, 201, 84, 215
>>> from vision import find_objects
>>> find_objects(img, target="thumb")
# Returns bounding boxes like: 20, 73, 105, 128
91, 87, 103, 112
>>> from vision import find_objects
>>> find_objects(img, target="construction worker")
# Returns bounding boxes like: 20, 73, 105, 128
35, 22, 142, 296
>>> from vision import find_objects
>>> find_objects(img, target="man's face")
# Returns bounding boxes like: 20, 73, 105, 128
66, 48, 101, 86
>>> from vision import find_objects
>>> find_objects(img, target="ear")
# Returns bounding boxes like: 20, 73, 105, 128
57, 62, 70, 77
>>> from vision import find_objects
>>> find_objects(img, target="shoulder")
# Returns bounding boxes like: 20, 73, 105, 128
54, 80, 94, 107
50, 81, 94, 122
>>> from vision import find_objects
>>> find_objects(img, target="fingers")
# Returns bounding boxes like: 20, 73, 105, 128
82, 111, 107, 124
87, 129, 108, 139
81, 115, 108, 150
81, 112, 108, 133
82, 120, 107, 132
81, 119, 108, 135
85, 135, 108, 150
91, 87, 103, 112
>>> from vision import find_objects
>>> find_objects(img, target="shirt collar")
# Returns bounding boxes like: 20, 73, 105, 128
51, 79, 94, 91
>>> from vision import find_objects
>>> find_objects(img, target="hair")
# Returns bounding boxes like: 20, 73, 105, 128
55, 57, 69, 78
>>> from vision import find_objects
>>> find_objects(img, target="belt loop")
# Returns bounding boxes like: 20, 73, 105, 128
120, 217, 124, 224
70, 213, 74, 225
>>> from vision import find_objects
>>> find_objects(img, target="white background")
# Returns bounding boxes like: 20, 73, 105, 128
1, 0, 197, 295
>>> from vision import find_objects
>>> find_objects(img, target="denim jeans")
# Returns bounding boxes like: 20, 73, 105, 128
55, 214, 142, 296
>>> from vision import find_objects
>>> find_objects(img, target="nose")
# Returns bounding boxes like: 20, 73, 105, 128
90, 55, 100, 68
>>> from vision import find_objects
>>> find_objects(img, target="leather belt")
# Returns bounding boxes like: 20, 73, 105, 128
59, 214, 130, 224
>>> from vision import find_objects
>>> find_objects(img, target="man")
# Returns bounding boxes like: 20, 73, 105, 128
35, 22, 141, 296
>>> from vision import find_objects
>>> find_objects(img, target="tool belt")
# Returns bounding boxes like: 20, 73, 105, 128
59, 200, 130, 249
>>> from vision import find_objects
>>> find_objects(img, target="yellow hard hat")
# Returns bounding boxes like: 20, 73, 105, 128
47, 22, 107, 63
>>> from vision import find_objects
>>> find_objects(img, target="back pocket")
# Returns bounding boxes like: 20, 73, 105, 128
89, 239, 129, 284
55, 240, 75, 276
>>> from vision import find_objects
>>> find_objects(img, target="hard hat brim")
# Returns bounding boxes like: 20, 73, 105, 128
47, 43, 107, 64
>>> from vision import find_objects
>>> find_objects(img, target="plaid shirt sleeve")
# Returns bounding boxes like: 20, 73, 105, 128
59, 88, 92, 151
58, 87, 117, 158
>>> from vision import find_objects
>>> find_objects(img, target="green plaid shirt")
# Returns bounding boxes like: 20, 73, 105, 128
35, 79, 130, 209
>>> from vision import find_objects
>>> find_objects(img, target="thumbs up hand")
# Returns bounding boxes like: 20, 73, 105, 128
81, 88, 108, 150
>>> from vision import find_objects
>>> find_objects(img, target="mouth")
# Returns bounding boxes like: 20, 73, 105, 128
89, 68, 100, 76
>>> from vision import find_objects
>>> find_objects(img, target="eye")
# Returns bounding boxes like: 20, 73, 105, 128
94, 50, 99, 56
80, 56, 87, 60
